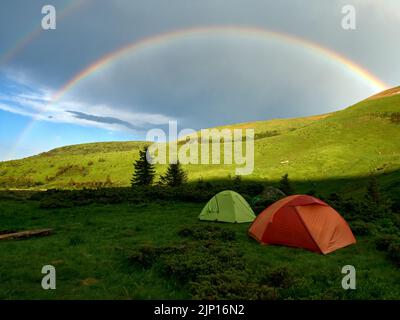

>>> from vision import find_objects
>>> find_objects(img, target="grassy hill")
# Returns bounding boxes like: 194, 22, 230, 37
0, 87, 399, 196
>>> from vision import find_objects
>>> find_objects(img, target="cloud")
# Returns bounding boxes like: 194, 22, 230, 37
0, 74, 173, 133
0, 0, 399, 140
67, 110, 141, 131
58, 32, 383, 129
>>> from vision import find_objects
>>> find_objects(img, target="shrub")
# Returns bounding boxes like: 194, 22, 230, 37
393, 213, 400, 230
0, 176, 39, 188
327, 194, 391, 222
55, 164, 88, 177
128, 244, 185, 269
390, 112, 400, 124
306, 190, 317, 197
126, 228, 305, 299
388, 241, 400, 266
33, 179, 265, 209
129, 245, 162, 268
362, 177, 393, 220
251, 186, 285, 213
178, 224, 236, 241
375, 235, 399, 251
160, 243, 245, 283
349, 221, 372, 236
39, 197, 72, 209
191, 270, 278, 300
260, 266, 296, 289
254, 130, 280, 140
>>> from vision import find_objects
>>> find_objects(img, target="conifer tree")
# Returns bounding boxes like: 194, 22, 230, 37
279, 173, 294, 195
131, 146, 155, 186
160, 160, 187, 187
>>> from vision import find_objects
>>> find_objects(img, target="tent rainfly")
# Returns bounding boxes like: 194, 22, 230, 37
249, 195, 356, 254
199, 190, 256, 223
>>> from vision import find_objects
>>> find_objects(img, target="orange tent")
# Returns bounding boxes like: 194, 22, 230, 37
248, 195, 356, 254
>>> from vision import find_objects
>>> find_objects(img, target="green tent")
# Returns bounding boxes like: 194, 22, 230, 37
199, 190, 256, 223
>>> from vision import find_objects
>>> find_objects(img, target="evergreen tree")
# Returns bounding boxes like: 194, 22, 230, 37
131, 147, 155, 187
279, 173, 294, 195
160, 160, 188, 187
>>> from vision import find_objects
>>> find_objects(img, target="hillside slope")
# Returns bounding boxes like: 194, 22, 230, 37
0, 87, 399, 194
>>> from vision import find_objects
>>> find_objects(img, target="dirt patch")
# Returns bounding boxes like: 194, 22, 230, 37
80, 278, 99, 286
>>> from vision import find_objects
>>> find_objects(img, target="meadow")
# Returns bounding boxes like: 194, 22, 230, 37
0, 175, 399, 300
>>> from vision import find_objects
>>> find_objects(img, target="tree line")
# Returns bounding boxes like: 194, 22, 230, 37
131, 146, 187, 187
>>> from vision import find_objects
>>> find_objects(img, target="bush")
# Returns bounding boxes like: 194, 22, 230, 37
128, 244, 185, 269
0, 176, 42, 188
375, 235, 399, 251
393, 214, 400, 230
126, 227, 304, 299
39, 197, 73, 209
55, 164, 88, 177
160, 243, 245, 283
251, 186, 285, 213
254, 130, 280, 140
191, 270, 278, 300
260, 266, 296, 289
32, 179, 265, 209
327, 195, 387, 222
178, 224, 236, 241
388, 242, 400, 266
349, 221, 373, 236
390, 112, 400, 124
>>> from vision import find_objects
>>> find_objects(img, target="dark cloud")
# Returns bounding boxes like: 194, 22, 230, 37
68, 110, 141, 131
0, 0, 399, 134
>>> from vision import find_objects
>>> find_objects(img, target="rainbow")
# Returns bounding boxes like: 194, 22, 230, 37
7, 25, 389, 160
52, 25, 388, 101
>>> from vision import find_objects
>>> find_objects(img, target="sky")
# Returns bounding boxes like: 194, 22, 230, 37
0, 0, 399, 160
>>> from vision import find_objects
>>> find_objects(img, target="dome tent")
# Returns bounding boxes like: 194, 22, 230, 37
199, 190, 256, 223
249, 195, 356, 254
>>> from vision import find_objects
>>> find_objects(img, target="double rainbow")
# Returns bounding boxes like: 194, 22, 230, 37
6, 25, 389, 159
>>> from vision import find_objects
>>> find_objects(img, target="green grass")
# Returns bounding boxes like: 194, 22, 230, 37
0, 199, 399, 300
1, 87, 399, 193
